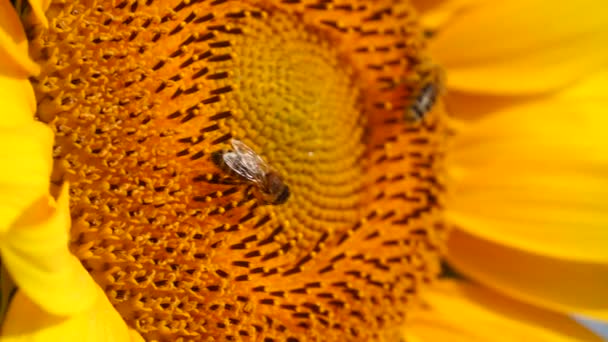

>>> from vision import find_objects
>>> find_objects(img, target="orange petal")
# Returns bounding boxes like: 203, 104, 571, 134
0, 0, 40, 77
1, 287, 143, 342
446, 229, 608, 321
400, 280, 605, 342
430, 0, 608, 94
445, 70, 608, 263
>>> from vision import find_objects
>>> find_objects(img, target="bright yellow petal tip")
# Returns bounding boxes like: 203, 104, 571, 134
0, 122, 54, 234
0, 186, 97, 316
1, 286, 143, 342
402, 280, 605, 342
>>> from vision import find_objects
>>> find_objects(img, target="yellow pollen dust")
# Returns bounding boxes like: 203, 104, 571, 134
27, 0, 448, 341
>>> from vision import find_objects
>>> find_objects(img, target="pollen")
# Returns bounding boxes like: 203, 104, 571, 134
28, 0, 448, 341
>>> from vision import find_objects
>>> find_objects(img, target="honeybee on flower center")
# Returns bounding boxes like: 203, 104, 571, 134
211, 139, 290, 205
405, 65, 445, 123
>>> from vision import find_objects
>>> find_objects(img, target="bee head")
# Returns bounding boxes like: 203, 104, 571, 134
265, 172, 290, 205
210, 150, 225, 168
274, 185, 290, 205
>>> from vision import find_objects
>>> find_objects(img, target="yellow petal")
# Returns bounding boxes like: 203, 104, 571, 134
1, 288, 143, 342
0, 75, 38, 126
0, 122, 54, 234
445, 71, 608, 263
27, 0, 51, 28
447, 229, 608, 321
400, 280, 605, 342
0, 187, 97, 316
430, 0, 608, 94
414, 0, 478, 33
0, 0, 40, 77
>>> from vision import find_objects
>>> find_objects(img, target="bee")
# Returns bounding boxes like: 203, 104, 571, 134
404, 66, 445, 123
405, 82, 438, 122
211, 139, 290, 205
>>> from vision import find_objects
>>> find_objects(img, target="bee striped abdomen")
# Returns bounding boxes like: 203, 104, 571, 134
406, 82, 437, 123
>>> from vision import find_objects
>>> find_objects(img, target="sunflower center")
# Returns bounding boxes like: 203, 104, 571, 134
28, 0, 447, 341
228, 11, 365, 232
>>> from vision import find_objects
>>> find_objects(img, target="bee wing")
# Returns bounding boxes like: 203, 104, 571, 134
223, 140, 270, 184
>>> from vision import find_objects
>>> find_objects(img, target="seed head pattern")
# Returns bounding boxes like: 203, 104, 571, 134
28, 0, 448, 340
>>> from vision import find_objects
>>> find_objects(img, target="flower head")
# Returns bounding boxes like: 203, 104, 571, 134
21, 0, 449, 340
1, 0, 607, 341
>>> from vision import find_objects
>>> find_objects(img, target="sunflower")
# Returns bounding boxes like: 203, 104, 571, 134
1, 0, 607, 341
